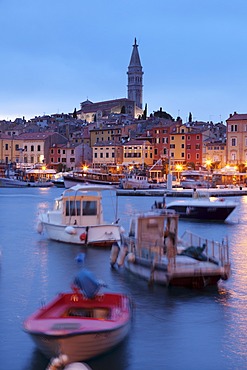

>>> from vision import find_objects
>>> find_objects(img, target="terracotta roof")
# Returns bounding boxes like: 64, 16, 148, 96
226, 113, 247, 121
18, 132, 55, 140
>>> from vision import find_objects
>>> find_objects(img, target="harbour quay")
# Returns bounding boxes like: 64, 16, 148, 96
116, 186, 247, 197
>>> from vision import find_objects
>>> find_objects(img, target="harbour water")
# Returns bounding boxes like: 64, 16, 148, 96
0, 187, 246, 370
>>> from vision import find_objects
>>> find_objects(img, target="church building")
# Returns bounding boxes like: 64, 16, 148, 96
77, 39, 144, 122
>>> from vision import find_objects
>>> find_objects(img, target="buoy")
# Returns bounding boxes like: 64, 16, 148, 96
110, 242, 120, 267
79, 232, 87, 242
65, 226, 77, 235
37, 221, 43, 234
75, 253, 85, 264
127, 252, 135, 263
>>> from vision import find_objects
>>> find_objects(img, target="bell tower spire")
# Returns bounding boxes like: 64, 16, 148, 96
127, 38, 143, 109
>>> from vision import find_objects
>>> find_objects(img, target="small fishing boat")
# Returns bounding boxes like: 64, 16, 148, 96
23, 269, 132, 363
152, 191, 237, 221
37, 184, 122, 247
111, 211, 231, 288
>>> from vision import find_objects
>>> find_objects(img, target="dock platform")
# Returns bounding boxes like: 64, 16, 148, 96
116, 186, 247, 197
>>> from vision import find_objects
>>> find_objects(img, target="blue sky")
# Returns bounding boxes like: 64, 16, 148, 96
0, 0, 246, 123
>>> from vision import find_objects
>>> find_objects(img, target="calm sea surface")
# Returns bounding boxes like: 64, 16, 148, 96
0, 187, 246, 370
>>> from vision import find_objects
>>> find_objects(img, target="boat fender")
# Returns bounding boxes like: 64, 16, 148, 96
65, 226, 77, 235
36, 221, 43, 234
117, 244, 128, 266
110, 242, 120, 267
80, 232, 87, 242
127, 252, 135, 263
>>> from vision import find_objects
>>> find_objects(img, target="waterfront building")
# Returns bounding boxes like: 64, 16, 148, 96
16, 132, 67, 168
204, 140, 226, 169
122, 139, 154, 167
226, 112, 247, 166
92, 141, 123, 167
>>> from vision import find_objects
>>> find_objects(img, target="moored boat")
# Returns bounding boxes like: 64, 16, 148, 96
111, 211, 231, 288
0, 176, 29, 187
37, 184, 122, 247
23, 269, 132, 363
63, 169, 125, 188
152, 191, 237, 221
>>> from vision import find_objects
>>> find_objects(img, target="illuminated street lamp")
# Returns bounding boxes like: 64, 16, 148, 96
175, 164, 183, 182
205, 159, 212, 188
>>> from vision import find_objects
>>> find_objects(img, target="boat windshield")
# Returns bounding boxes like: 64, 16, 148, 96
65, 200, 97, 216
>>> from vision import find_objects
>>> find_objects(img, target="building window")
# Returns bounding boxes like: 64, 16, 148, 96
31, 145, 34, 151
71, 150, 74, 155
37, 145, 41, 151
182, 135, 185, 140
187, 153, 191, 160
181, 152, 185, 157
196, 144, 200, 149
15, 144, 19, 150
94, 153, 97, 158
63, 150, 66, 154
231, 138, 237, 146
181, 144, 184, 148
100, 153, 103, 158
106, 153, 109, 158
196, 153, 199, 159
58, 149, 60, 154
31, 156, 34, 163
51, 157, 54, 162
231, 125, 238, 132
171, 136, 174, 141
5, 144, 8, 150
187, 136, 191, 140
196, 135, 200, 140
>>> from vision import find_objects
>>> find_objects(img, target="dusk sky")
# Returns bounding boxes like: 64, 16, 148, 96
1, 0, 246, 123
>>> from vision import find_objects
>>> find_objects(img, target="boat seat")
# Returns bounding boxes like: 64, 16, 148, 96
66, 307, 111, 319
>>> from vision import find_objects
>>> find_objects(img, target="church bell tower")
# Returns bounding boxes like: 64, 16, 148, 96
127, 38, 143, 109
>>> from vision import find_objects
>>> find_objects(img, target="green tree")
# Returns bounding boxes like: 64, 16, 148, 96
153, 107, 174, 120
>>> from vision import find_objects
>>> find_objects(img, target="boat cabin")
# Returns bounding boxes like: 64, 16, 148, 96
51, 186, 106, 226
128, 212, 179, 260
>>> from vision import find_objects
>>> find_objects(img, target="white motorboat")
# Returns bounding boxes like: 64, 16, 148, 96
152, 192, 237, 221
37, 184, 122, 247
111, 211, 231, 288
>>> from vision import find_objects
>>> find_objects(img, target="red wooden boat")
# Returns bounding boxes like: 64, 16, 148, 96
23, 270, 132, 363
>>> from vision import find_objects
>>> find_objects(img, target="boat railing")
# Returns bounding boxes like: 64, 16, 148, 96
180, 230, 230, 266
